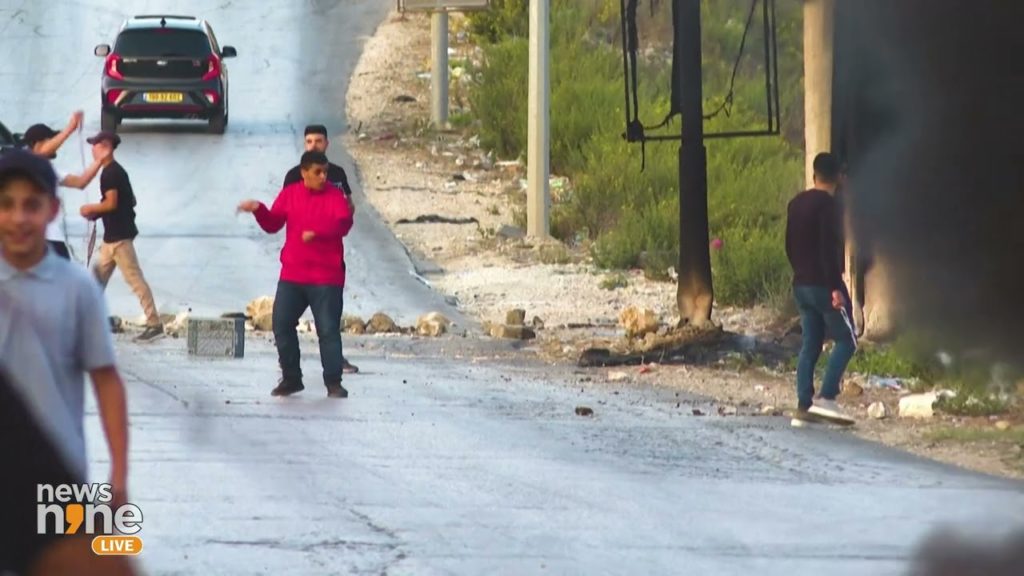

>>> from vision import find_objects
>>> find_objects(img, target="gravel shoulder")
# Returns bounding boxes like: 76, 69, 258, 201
343, 10, 1024, 481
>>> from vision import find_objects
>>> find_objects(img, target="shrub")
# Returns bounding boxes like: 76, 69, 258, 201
467, 0, 808, 307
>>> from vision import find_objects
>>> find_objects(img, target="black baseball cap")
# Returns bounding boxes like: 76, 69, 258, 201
21, 124, 59, 148
0, 149, 58, 196
86, 130, 121, 148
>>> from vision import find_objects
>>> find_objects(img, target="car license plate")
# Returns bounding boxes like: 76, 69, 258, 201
143, 92, 184, 103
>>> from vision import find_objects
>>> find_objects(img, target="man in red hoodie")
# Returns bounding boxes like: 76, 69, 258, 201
238, 151, 354, 398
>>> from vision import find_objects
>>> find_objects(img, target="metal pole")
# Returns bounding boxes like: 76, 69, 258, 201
675, 0, 714, 326
527, 0, 550, 238
431, 10, 449, 127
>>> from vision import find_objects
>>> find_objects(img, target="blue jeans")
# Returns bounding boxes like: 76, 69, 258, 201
272, 281, 344, 384
793, 285, 858, 410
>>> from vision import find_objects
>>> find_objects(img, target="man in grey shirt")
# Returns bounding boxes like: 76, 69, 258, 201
0, 150, 129, 498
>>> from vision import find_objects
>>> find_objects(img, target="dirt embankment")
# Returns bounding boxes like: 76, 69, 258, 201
344, 10, 1024, 481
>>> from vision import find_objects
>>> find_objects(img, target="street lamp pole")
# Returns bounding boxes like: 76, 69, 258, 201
527, 0, 550, 239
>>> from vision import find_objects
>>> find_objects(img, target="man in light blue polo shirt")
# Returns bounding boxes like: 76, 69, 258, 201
0, 149, 129, 496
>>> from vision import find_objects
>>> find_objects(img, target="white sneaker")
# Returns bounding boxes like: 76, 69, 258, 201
808, 398, 855, 425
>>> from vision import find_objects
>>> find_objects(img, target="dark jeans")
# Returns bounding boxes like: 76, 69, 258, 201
272, 281, 344, 384
793, 285, 858, 410
48, 240, 70, 260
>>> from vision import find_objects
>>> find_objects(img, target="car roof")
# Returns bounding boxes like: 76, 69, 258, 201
121, 15, 207, 32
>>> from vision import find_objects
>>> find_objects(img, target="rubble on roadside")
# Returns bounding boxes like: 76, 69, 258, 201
416, 312, 451, 337
485, 308, 539, 340
368, 312, 401, 334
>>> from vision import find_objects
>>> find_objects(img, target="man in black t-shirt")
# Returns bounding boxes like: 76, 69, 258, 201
80, 132, 164, 343
282, 125, 354, 204
283, 124, 359, 373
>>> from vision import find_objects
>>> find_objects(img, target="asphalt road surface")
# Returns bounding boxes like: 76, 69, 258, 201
2, 1, 1023, 575
1, 0, 459, 327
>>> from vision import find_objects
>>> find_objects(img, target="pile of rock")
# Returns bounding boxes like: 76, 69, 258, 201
619, 306, 660, 339
244, 298, 453, 338
247, 296, 274, 332
485, 308, 540, 340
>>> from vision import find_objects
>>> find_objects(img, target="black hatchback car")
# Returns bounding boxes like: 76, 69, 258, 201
94, 15, 237, 134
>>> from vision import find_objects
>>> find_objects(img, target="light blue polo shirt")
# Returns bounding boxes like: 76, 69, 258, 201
0, 294, 87, 478
0, 247, 117, 480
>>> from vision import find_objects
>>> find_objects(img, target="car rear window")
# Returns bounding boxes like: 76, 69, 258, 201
115, 29, 211, 58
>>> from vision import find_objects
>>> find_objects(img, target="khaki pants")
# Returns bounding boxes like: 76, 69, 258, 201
93, 239, 160, 327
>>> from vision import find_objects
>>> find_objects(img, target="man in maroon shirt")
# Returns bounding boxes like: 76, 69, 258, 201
785, 152, 857, 427
238, 151, 354, 398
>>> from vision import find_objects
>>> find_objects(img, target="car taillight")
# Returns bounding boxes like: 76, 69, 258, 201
202, 54, 221, 81
105, 53, 124, 80
203, 90, 219, 104
106, 89, 124, 105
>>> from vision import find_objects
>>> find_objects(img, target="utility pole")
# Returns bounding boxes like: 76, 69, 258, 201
675, 0, 714, 327
431, 9, 449, 127
803, 0, 834, 189
527, 0, 550, 238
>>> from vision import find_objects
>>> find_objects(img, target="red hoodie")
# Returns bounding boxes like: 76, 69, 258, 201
254, 182, 353, 286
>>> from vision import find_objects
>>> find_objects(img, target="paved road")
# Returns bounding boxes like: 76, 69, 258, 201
3, 2, 1023, 575
89, 337, 1024, 575
0, 0, 462, 327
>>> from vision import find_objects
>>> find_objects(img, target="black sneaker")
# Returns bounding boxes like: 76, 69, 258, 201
342, 358, 359, 374
135, 325, 165, 343
326, 381, 348, 399
271, 379, 304, 397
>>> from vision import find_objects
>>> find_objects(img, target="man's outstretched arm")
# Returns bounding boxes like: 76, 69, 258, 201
34, 111, 83, 157
89, 366, 129, 502
239, 188, 289, 233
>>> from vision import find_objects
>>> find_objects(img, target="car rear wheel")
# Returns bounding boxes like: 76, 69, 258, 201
100, 110, 119, 132
208, 103, 227, 135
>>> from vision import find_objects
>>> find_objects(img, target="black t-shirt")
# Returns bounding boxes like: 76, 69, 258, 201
99, 161, 138, 242
283, 161, 352, 196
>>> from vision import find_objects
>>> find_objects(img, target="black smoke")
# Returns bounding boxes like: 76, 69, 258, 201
833, 0, 1024, 365
905, 527, 1024, 576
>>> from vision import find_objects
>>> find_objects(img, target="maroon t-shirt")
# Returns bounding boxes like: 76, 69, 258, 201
785, 189, 844, 290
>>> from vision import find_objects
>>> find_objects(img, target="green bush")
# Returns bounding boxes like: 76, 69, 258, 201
469, 37, 528, 158
466, 0, 808, 307
710, 226, 791, 306
846, 341, 941, 381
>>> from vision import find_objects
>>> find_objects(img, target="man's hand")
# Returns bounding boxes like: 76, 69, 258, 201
831, 289, 846, 310
237, 200, 261, 214
302, 230, 315, 243
80, 205, 94, 219
69, 110, 84, 131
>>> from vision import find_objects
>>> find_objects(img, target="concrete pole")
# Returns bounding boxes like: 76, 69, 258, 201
431, 10, 449, 127
527, 0, 550, 238
803, 0, 834, 188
